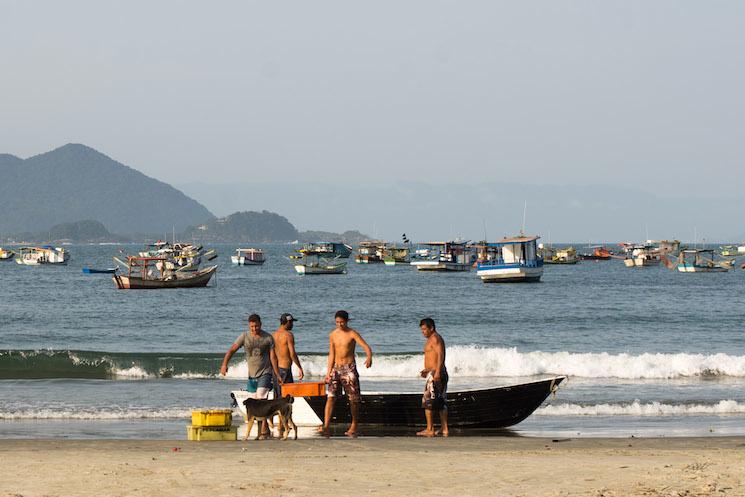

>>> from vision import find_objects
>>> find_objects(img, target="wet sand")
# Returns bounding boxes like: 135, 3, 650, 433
1, 437, 744, 497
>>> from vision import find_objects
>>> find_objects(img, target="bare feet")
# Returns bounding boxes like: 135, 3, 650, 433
416, 429, 436, 437
441, 429, 449, 437
344, 430, 359, 438
320, 427, 331, 438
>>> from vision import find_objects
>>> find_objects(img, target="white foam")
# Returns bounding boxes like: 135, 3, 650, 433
537, 400, 745, 416
0, 408, 191, 420
112, 366, 154, 378
297, 346, 745, 379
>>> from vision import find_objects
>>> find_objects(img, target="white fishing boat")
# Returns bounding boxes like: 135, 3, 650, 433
14, 246, 70, 265
293, 254, 347, 275
476, 236, 543, 283
676, 249, 732, 273
410, 241, 472, 271
621, 244, 660, 267
0, 247, 15, 261
231, 248, 265, 265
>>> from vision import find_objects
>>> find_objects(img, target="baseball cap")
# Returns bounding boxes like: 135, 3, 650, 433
280, 313, 298, 324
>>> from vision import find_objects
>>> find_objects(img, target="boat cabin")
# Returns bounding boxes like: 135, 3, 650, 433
475, 236, 543, 282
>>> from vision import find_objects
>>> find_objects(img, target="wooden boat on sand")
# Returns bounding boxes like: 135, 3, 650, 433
305, 376, 564, 428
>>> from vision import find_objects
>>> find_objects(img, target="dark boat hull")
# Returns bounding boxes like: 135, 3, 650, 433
305, 376, 564, 428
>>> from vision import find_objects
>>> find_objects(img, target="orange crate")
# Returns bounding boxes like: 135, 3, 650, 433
281, 381, 327, 397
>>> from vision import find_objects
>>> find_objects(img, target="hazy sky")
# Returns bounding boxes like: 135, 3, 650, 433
2, 1, 744, 198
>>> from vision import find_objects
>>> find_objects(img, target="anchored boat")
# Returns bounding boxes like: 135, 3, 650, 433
410, 241, 472, 271
112, 256, 217, 289
621, 244, 660, 267
0, 248, 15, 261
579, 246, 612, 261
15, 246, 70, 265
542, 246, 579, 265
298, 242, 353, 259
676, 249, 732, 273
354, 241, 385, 264
476, 235, 543, 283
231, 248, 265, 266
293, 254, 347, 275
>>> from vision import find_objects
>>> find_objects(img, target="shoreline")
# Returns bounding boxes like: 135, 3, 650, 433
2, 437, 744, 496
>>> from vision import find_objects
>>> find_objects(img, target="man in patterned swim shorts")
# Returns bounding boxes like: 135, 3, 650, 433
321, 310, 374, 438
417, 317, 449, 437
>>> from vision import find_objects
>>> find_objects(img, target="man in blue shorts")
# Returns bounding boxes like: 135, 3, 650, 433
221, 314, 282, 400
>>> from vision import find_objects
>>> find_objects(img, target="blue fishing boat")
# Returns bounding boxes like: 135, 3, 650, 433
298, 242, 353, 259
476, 236, 543, 283
82, 267, 118, 274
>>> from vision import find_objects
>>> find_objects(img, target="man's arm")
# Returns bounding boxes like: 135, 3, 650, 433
288, 333, 304, 380
220, 343, 241, 376
433, 337, 445, 381
354, 332, 373, 369
270, 348, 282, 384
324, 334, 335, 382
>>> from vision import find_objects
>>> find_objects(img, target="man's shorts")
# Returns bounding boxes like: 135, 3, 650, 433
273, 368, 294, 397
247, 373, 274, 399
422, 369, 448, 411
327, 363, 361, 402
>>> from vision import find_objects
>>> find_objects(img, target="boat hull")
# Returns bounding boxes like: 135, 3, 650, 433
677, 264, 729, 273
411, 261, 471, 271
113, 266, 217, 289
82, 267, 117, 274
294, 264, 346, 275
231, 256, 265, 266
304, 377, 564, 428
477, 265, 543, 283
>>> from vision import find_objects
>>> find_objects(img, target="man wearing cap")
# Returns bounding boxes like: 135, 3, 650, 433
273, 313, 304, 389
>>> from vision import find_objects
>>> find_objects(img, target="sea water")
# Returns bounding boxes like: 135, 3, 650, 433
1, 243, 744, 438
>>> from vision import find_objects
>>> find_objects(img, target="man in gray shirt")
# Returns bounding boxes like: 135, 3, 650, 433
220, 314, 282, 400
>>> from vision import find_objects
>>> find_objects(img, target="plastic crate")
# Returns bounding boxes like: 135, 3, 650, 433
281, 381, 327, 397
186, 425, 237, 441
191, 409, 233, 427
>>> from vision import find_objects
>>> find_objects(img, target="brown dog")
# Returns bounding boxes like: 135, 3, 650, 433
242, 395, 297, 440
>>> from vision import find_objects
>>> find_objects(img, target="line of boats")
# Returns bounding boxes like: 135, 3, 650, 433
4, 238, 745, 290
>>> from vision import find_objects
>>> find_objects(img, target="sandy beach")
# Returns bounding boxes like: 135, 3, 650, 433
1, 437, 743, 497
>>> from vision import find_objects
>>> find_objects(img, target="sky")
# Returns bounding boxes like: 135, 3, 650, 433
2, 1, 744, 240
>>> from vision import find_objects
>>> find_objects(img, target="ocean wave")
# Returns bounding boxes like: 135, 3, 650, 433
537, 400, 745, 416
3, 347, 745, 380
0, 408, 191, 420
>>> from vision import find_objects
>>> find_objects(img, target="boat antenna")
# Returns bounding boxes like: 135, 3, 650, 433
482, 219, 487, 242
521, 201, 527, 236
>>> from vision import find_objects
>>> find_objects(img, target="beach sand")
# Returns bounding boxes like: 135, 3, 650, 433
1, 437, 744, 497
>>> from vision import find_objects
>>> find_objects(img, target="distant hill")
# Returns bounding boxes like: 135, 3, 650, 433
299, 230, 370, 244
0, 144, 214, 234
182, 210, 299, 242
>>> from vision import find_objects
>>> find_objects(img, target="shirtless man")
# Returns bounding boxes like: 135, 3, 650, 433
272, 313, 304, 391
417, 317, 449, 437
321, 310, 373, 437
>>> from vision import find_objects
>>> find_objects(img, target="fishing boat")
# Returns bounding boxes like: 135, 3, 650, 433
542, 246, 579, 265
621, 244, 660, 267
0, 248, 15, 261
304, 376, 565, 429
139, 241, 217, 272
82, 267, 118, 274
354, 241, 385, 264
14, 246, 70, 265
293, 254, 347, 275
720, 245, 741, 257
410, 241, 472, 271
383, 246, 411, 266
112, 256, 217, 289
579, 246, 612, 261
298, 242, 353, 259
231, 248, 265, 266
676, 249, 732, 273
476, 235, 544, 283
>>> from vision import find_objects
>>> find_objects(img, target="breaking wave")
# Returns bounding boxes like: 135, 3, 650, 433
0, 408, 191, 420
537, 400, 745, 416
2, 347, 745, 380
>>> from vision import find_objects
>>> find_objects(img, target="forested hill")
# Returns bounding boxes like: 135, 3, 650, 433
0, 144, 214, 234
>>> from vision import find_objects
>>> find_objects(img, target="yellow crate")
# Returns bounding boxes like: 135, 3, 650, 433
191, 409, 233, 427
186, 425, 238, 441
